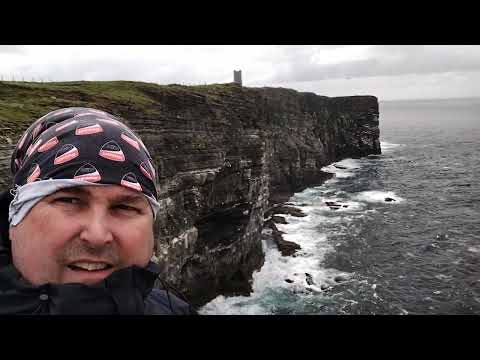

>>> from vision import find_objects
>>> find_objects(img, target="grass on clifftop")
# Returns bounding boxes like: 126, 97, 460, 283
0, 81, 156, 139
0, 80, 241, 143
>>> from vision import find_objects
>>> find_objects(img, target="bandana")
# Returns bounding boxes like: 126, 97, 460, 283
9, 107, 160, 225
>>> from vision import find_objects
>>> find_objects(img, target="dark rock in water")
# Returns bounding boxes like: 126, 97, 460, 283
272, 215, 288, 224
334, 275, 348, 283
325, 201, 343, 210
264, 218, 301, 256
274, 234, 301, 256
325, 201, 340, 206
305, 273, 315, 285
265, 205, 307, 218
334, 164, 347, 170
435, 233, 448, 241
384, 197, 396, 202
285, 279, 294, 284
321, 284, 329, 290
424, 243, 439, 251
343, 205, 348, 208
457, 184, 471, 187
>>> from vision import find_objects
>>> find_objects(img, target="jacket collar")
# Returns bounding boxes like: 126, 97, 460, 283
0, 261, 161, 314
0, 189, 12, 268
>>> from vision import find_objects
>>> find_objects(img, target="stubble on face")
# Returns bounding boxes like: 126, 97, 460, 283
9, 185, 155, 286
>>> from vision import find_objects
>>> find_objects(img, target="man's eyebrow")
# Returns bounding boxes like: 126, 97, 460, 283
53, 187, 89, 196
53, 187, 147, 204
112, 194, 147, 204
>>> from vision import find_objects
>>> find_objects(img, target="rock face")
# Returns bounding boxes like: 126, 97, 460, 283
264, 218, 302, 256
265, 205, 308, 218
271, 215, 287, 224
0, 81, 380, 307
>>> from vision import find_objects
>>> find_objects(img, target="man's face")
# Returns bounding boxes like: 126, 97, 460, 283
9, 185, 155, 286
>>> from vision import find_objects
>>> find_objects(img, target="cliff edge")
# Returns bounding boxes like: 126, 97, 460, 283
0, 81, 380, 306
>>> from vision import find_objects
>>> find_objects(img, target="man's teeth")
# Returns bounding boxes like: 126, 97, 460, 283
69, 262, 110, 271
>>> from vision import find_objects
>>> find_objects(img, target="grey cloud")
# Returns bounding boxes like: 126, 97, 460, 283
0, 45, 26, 54
13, 58, 228, 85
268, 45, 480, 83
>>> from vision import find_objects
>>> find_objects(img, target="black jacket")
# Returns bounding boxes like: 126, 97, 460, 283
0, 189, 197, 315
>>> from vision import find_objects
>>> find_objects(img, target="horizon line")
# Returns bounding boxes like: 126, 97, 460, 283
379, 96, 480, 102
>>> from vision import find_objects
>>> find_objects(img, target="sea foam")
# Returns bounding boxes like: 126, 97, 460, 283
353, 190, 404, 203
380, 141, 403, 152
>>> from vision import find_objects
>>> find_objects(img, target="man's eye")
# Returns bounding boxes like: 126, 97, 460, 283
55, 197, 80, 204
115, 204, 139, 213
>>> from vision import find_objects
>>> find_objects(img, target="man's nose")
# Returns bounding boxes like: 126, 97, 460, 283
79, 210, 114, 246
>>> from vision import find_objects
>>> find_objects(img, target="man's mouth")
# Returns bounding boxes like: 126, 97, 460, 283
67, 262, 113, 271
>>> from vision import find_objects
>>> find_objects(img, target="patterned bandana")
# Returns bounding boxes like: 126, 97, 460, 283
9, 107, 159, 224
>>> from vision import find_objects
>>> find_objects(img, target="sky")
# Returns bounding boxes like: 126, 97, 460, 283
1, 45, 480, 101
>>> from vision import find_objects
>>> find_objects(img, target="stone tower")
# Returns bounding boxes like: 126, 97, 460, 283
233, 70, 242, 86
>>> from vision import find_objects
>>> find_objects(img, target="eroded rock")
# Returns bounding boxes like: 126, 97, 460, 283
272, 215, 288, 224
0, 82, 380, 307
265, 205, 307, 218
334, 275, 348, 283
305, 273, 315, 286
264, 219, 301, 256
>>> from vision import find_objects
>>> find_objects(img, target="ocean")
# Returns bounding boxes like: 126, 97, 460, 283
200, 97, 480, 315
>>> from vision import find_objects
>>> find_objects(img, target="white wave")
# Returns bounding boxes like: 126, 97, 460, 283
380, 141, 403, 152
323, 177, 339, 186
321, 164, 353, 178
324, 200, 365, 212
289, 187, 324, 203
289, 189, 367, 217
335, 158, 361, 169
321, 158, 361, 179
309, 198, 365, 213
201, 153, 398, 315
200, 204, 351, 315
289, 185, 366, 214
468, 246, 480, 254
199, 295, 266, 315
353, 190, 404, 203
308, 210, 344, 223
288, 186, 348, 206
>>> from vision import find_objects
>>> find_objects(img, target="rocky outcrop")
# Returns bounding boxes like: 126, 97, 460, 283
264, 218, 301, 257
271, 215, 287, 224
265, 205, 308, 218
0, 81, 380, 306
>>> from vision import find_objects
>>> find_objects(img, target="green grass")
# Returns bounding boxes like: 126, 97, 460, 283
0, 80, 240, 142
189, 83, 237, 92
0, 81, 157, 140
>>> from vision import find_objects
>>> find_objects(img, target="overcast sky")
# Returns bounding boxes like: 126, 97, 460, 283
1, 45, 480, 101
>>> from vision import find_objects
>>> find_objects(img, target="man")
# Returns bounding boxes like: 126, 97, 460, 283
0, 107, 196, 314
